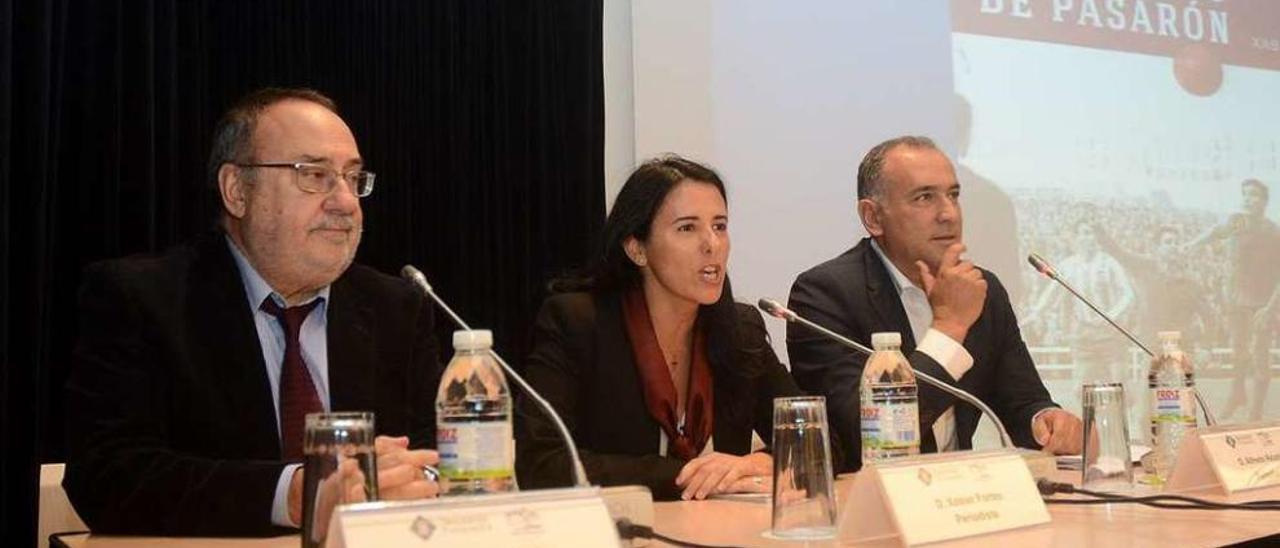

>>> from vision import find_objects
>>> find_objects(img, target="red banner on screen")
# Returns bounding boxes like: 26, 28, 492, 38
952, 0, 1280, 71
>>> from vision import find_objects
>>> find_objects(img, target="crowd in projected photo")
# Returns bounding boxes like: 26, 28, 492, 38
1009, 188, 1280, 421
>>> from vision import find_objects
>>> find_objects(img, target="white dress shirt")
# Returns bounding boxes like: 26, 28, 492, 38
869, 240, 973, 451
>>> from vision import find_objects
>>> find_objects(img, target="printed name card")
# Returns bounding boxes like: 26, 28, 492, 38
325, 487, 620, 548
1167, 420, 1280, 495
838, 449, 1050, 546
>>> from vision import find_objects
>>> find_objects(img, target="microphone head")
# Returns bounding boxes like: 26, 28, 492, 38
400, 264, 433, 293
757, 298, 795, 321
1027, 253, 1057, 279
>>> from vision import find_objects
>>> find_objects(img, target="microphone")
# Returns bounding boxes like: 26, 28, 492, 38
760, 298, 872, 355
1026, 252, 1058, 281
401, 265, 592, 488
758, 298, 1014, 449
1026, 253, 1217, 426
1027, 253, 1155, 357
756, 297, 796, 321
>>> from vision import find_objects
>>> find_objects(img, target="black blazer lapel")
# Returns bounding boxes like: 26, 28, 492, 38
189, 232, 281, 459
327, 276, 378, 414
858, 240, 918, 351
595, 295, 662, 454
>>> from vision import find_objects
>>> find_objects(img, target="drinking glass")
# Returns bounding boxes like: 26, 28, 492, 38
770, 396, 838, 540
301, 411, 378, 548
1081, 383, 1134, 491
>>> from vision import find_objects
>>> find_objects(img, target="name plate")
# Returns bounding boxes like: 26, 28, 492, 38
1167, 420, 1280, 494
838, 449, 1050, 546
325, 487, 620, 548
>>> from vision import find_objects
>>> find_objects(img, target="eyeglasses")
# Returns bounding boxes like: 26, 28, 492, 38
236, 162, 376, 198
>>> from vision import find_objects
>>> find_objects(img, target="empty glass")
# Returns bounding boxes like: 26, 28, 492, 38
1081, 383, 1134, 491
770, 396, 837, 540
301, 412, 378, 548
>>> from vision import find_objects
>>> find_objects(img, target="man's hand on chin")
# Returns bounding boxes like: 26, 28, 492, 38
918, 243, 988, 343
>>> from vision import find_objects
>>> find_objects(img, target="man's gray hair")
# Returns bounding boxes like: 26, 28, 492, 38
856, 135, 941, 201
206, 87, 339, 189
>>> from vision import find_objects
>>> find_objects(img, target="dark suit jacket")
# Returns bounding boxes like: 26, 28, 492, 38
63, 230, 440, 536
514, 291, 804, 500
787, 238, 1056, 472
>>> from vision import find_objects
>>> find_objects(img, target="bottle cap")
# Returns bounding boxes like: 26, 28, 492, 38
452, 329, 493, 350
871, 332, 901, 349
1157, 331, 1182, 343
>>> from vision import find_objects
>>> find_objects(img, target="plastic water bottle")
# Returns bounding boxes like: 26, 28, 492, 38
436, 329, 516, 495
1148, 331, 1198, 483
860, 332, 920, 464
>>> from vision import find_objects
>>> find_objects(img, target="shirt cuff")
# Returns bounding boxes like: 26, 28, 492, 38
932, 406, 958, 452
916, 328, 974, 381
272, 463, 304, 528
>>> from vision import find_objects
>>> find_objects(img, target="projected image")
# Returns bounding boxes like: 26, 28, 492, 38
952, 2, 1280, 422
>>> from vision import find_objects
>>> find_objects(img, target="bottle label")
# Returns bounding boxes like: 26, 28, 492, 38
437, 421, 514, 480
1151, 387, 1196, 424
861, 402, 919, 450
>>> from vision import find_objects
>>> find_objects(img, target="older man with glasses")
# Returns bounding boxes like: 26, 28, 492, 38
63, 88, 442, 536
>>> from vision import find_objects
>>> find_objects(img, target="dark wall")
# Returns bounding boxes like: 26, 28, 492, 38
1, 1, 604, 544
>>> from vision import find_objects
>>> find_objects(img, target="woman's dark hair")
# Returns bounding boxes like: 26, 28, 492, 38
552, 155, 752, 378
554, 155, 727, 292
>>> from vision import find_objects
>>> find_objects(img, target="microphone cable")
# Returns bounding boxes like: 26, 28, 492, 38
616, 518, 746, 548
1037, 479, 1280, 511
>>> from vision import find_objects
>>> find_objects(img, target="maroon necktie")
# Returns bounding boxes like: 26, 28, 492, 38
261, 298, 324, 460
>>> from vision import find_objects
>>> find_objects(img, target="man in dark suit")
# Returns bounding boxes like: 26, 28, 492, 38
787, 136, 1082, 472
64, 88, 441, 535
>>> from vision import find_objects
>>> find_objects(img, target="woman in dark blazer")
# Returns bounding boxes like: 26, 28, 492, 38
516, 155, 804, 501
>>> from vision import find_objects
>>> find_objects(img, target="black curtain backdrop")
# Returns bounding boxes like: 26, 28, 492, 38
1, 1, 605, 544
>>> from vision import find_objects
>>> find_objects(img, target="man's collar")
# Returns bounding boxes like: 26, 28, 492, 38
225, 235, 330, 310
868, 238, 920, 294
